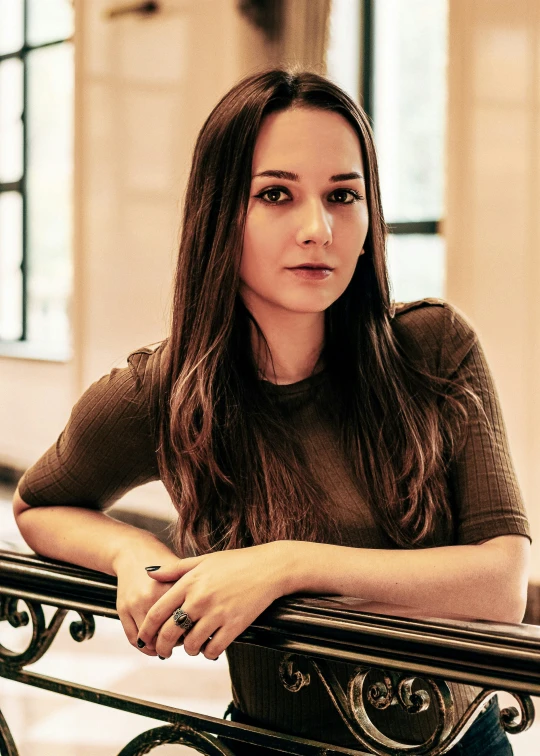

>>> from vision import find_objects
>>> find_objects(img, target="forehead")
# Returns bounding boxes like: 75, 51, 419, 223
252, 107, 364, 174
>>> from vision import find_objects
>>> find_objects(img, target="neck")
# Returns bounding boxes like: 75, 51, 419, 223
246, 304, 325, 385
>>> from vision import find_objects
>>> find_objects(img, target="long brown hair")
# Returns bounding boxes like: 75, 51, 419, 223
158, 68, 473, 555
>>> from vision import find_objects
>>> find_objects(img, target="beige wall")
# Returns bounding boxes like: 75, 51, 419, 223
445, 0, 540, 577
0, 0, 270, 519
0, 359, 74, 470
74, 0, 271, 389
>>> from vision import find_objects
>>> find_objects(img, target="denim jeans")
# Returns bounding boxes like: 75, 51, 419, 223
221, 695, 513, 756
446, 696, 513, 755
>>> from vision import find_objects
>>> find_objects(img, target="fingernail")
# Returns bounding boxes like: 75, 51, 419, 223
137, 638, 145, 648
145, 565, 161, 571
159, 655, 166, 660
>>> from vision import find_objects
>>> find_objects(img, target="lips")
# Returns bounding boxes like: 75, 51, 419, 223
288, 264, 334, 270
287, 266, 333, 280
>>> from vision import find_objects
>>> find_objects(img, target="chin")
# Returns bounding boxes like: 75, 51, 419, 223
281, 298, 335, 314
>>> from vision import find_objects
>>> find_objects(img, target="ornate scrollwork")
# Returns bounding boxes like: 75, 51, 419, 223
69, 612, 96, 643
0, 597, 30, 630
499, 692, 535, 735
343, 663, 454, 754
278, 653, 311, 692
116, 723, 236, 755
277, 653, 536, 755
437, 689, 534, 750
364, 673, 395, 711
397, 677, 431, 715
0, 595, 95, 668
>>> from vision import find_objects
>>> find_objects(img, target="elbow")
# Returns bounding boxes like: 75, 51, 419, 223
479, 586, 526, 624
13, 486, 32, 521
504, 550, 531, 624
477, 535, 530, 624
507, 579, 529, 624
489, 566, 529, 624
495, 591, 528, 625
12, 486, 37, 548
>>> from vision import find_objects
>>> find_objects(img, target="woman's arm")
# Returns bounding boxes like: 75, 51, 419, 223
134, 534, 529, 662
11, 347, 179, 654
13, 488, 181, 655
13, 487, 173, 576
281, 534, 530, 624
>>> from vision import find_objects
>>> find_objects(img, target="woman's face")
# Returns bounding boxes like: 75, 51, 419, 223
240, 106, 369, 319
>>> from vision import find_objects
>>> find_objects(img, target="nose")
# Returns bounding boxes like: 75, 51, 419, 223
295, 198, 332, 247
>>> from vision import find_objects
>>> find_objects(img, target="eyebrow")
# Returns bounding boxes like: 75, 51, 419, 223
252, 169, 364, 182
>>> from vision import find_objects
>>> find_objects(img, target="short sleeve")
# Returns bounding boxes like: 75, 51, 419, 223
442, 306, 531, 545
18, 347, 162, 510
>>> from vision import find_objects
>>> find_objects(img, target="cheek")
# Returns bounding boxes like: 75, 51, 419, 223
240, 231, 261, 284
240, 218, 281, 282
337, 212, 369, 259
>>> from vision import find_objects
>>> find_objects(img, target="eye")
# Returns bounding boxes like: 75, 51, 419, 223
328, 188, 364, 204
254, 186, 291, 204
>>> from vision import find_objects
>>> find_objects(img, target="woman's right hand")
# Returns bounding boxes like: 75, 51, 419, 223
114, 550, 180, 656
12, 492, 184, 656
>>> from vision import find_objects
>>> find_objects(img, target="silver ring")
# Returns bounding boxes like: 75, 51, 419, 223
173, 607, 194, 632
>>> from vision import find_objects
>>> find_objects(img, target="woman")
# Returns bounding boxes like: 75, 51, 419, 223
14, 69, 530, 755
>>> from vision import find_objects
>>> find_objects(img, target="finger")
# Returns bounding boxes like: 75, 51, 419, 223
145, 556, 204, 582
154, 612, 195, 659
119, 610, 158, 656
200, 625, 238, 661
137, 586, 188, 646
181, 617, 220, 658
137, 624, 181, 654
132, 611, 159, 653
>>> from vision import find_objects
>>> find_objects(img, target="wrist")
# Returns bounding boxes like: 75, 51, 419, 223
111, 529, 174, 577
270, 540, 312, 596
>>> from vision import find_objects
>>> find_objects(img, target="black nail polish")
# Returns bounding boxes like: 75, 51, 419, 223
145, 565, 161, 571
159, 655, 166, 660
137, 638, 145, 648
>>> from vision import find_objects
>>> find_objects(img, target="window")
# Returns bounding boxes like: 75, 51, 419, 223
0, 0, 74, 357
327, 0, 448, 302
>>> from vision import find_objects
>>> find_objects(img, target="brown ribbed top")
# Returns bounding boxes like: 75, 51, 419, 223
19, 299, 531, 748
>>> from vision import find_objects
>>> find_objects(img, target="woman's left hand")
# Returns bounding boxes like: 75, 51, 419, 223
136, 540, 297, 660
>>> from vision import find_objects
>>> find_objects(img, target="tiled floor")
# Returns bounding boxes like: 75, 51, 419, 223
1, 486, 539, 755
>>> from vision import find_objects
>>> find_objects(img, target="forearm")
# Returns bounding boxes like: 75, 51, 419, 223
15, 500, 175, 577
283, 538, 528, 624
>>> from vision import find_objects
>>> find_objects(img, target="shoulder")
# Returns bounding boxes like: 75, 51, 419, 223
392, 298, 478, 377
75, 339, 169, 446
73, 340, 167, 431
17, 342, 167, 507
126, 340, 167, 405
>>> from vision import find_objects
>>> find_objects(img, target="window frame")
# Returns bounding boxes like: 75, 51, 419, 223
0, 1, 73, 358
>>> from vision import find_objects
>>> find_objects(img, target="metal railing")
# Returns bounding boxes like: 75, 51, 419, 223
0, 546, 538, 755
